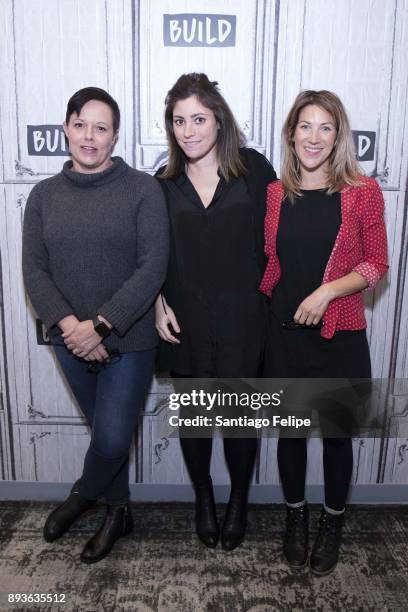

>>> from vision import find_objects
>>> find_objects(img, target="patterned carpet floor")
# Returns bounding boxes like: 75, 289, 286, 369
0, 502, 407, 612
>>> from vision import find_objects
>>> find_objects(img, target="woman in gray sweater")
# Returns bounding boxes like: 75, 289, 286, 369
22, 87, 169, 563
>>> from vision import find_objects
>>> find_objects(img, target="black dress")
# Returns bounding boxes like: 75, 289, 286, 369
266, 189, 371, 379
155, 149, 276, 492
156, 148, 277, 377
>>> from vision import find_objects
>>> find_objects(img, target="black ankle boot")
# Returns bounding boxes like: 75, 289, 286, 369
310, 508, 344, 576
195, 482, 219, 548
43, 491, 96, 542
221, 488, 248, 551
283, 503, 309, 568
80, 502, 133, 564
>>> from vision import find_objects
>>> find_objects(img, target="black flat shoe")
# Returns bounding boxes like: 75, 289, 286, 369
221, 488, 248, 551
283, 503, 309, 568
80, 502, 134, 564
309, 508, 344, 576
195, 482, 219, 548
43, 491, 96, 543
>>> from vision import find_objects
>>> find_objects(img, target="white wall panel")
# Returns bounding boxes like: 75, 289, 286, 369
382, 435, 408, 483
16, 424, 91, 482
136, 0, 277, 171
393, 223, 408, 384
272, 0, 306, 172
366, 191, 406, 379
308, 0, 406, 189
257, 437, 280, 485
0, 0, 133, 181
275, 0, 408, 188
105, 0, 135, 166
138, 390, 190, 484
0, 185, 81, 426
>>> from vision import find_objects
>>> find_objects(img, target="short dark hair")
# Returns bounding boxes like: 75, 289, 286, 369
65, 87, 120, 132
160, 73, 246, 181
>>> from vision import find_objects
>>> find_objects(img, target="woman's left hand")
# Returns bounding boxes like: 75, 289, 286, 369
294, 284, 334, 326
63, 320, 102, 358
83, 343, 110, 362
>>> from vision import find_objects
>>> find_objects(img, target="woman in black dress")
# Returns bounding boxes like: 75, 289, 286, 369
155, 73, 276, 550
260, 90, 388, 574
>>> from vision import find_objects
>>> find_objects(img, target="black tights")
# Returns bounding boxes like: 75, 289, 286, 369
277, 437, 353, 511
180, 436, 258, 489
171, 372, 258, 490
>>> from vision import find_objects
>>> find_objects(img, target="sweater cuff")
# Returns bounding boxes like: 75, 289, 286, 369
98, 303, 131, 337
41, 305, 75, 331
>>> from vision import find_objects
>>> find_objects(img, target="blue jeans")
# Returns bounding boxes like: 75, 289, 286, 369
53, 345, 155, 505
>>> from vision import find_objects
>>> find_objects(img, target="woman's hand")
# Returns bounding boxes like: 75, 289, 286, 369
155, 295, 181, 344
83, 343, 110, 362
58, 314, 80, 335
63, 320, 103, 357
294, 272, 369, 326
294, 284, 334, 326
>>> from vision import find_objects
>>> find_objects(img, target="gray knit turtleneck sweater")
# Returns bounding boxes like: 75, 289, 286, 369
22, 156, 169, 352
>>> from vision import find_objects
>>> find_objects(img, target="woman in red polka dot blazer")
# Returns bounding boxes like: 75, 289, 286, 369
260, 90, 388, 576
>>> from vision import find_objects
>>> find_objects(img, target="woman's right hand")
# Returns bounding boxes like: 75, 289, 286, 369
155, 295, 181, 344
58, 316, 109, 361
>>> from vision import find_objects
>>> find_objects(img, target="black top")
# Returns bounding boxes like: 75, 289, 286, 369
170, 171, 260, 294
271, 189, 341, 321
265, 189, 371, 379
156, 147, 277, 375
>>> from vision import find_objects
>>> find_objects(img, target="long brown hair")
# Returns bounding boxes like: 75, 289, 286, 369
281, 90, 362, 202
160, 73, 246, 181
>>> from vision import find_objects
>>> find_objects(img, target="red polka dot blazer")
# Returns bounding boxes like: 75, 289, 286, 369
259, 177, 389, 339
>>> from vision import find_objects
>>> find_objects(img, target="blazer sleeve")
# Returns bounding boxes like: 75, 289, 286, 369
22, 183, 74, 329
353, 179, 389, 289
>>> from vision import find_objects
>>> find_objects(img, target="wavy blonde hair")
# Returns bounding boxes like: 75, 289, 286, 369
281, 90, 362, 202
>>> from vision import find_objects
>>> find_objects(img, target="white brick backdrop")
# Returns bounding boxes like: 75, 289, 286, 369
0, 0, 407, 492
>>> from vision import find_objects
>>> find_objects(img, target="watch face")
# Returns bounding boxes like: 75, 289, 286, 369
94, 320, 110, 338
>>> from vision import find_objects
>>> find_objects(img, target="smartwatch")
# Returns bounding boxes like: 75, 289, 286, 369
92, 316, 111, 339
